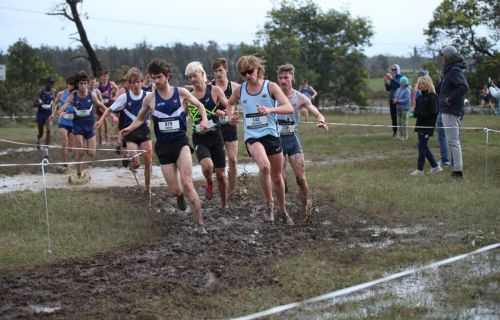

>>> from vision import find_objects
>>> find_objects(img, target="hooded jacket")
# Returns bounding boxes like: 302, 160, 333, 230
437, 55, 469, 116
414, 90, 438, 136
384, 64, 402, 102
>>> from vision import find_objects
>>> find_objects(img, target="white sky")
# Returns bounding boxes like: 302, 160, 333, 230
0, 0, 442, 57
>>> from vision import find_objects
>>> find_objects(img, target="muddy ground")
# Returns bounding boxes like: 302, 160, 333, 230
0, 145, 497, 319
0, 170, 347, 319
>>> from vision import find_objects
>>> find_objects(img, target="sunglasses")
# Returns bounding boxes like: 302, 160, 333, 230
391, 68, 397, 71
240, 69, 255, 76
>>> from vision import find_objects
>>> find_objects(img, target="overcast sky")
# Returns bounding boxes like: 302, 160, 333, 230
0, 0, 442, 57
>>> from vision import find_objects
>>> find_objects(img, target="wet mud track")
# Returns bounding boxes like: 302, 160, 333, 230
0, 174, 347, 319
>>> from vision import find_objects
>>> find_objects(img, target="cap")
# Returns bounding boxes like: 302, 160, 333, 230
418, 69, 428, 76
46, 76, 55, 84
440, 45, 458, 57
400, 76, 409, 85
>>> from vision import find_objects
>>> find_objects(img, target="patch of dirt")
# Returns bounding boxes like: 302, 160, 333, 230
0, 170, 394, 319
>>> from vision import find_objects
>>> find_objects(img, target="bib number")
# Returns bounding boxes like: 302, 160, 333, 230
195, 119, 216, 133
278, 120, 296, 135
158, 118, 180, 133
218, 115, 229, 125
246, 113, 268, 129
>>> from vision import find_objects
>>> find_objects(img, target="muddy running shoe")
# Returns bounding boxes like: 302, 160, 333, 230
176, 193, 187, 211
197, 226, 208, 235
263, 203, 274, 223
279, 211, 295, 226
205, 183, 213, 200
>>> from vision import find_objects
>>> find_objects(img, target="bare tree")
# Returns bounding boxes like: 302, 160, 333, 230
48, 0, 102, 75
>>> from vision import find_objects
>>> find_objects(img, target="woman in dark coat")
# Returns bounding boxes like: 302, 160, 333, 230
410, 75, 443, 176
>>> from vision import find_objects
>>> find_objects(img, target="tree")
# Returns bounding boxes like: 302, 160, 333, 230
425, 0, 500, 103
49, 0, 102, 75
255, 0, 373, 105
0, 39, 56, 115
369, 55, 389, 78
425, 0, 499, 57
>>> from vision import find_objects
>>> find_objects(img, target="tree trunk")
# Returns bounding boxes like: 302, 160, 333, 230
67, 0, 102, 75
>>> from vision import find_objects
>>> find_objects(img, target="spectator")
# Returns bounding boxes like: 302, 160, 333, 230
487, 78, 500, 116
410, 75, 442, 176
437, 45, 469, 180
384, 64, 402, 138
412, 69, 428, 109
393, 76, 412, 140
480, 83, 495, 114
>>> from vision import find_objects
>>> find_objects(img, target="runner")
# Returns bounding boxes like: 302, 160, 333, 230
185, 61, 229, 210
226, 55, 294, 225
276, 64, 328, 223
59, 71, 108, 183
212, 58, 240, 196
298, 79, 318, 122
50, 75, 76, 172
33, 77, 57, 157
120, 58, 209, 233
96, 67, 153, 195
96, 71, 111, 144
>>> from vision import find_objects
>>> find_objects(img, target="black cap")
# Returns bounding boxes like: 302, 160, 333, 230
46, 77, 55, 84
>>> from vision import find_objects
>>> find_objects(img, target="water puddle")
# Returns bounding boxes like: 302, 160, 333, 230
0, 146, 38, 156
30, 305, 62, 314
0, 162, 260, 194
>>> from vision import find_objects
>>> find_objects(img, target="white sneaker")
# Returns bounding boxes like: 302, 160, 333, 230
409, 170, 425, 176
428, 166, 443, 175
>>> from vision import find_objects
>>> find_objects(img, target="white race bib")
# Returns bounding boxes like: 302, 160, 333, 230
41, 104, 51, 110
218, 115, 229, 125
246, 113, 268, 129
158, 118, 180, 133
195, 119, 216, 132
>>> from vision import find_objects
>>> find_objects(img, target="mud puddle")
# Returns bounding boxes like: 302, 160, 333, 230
0, 162, 259, 194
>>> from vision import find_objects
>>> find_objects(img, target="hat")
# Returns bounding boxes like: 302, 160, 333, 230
46, 76, 55, 84
418, 69, 428, 76
440, 45, 458, 57
400, 76, 409, 85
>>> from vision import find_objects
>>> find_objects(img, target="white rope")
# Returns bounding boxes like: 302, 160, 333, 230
232, 243, 500, 320
0, 138, 147, 152
40, 158, 52, 255
301, 120, 493, 131
0, 152, 144, 167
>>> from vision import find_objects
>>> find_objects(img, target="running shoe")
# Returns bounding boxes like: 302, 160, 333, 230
280, 211, 295, 226
122, 154, 130, 168
176, 193, 187, 211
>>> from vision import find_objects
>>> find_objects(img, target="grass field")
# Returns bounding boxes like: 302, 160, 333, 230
1, 113, 499, 318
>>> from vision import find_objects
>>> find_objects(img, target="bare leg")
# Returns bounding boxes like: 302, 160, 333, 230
247, 142, 273, 204
225, 140, 238, 194
214, 167, 227, 208
177, 146, 203, 225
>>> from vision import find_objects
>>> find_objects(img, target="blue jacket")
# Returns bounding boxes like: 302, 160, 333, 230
394, 85, 412, 111
437, 59, 469, 116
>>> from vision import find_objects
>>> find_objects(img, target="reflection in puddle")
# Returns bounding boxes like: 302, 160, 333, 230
0, 147, 38, 156
0, 163, 260, 194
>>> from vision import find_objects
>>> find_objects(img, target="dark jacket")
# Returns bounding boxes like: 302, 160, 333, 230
437, 56, 469, 116
385, 74, 402, 102
414, 90, 438, 136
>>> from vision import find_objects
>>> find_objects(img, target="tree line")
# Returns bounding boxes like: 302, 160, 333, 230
0, 0, 498, 116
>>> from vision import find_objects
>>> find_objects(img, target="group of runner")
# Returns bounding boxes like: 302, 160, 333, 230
36, 55, 328, 234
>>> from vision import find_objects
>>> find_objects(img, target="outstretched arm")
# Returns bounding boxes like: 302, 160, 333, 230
298, 92, 328, 131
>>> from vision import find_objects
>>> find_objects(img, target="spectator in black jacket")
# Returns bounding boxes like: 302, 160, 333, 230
436, 45, 469, 180
410, 76, 442, 176
384, 64, 402, 138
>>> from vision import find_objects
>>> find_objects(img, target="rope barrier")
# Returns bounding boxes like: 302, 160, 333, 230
0, 138, 147, 152
232, 243, 500, 320
0, 152, 144, 167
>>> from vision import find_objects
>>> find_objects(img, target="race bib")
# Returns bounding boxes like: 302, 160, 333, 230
246, 113, 268, 129
195, 119, 216, 133
158, 117, 180, 133
62, 113, 74, 120
278, 120, 296, 135
41, 104, 51, 110
75, 108, 92, 117
218, 115, 229, 125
